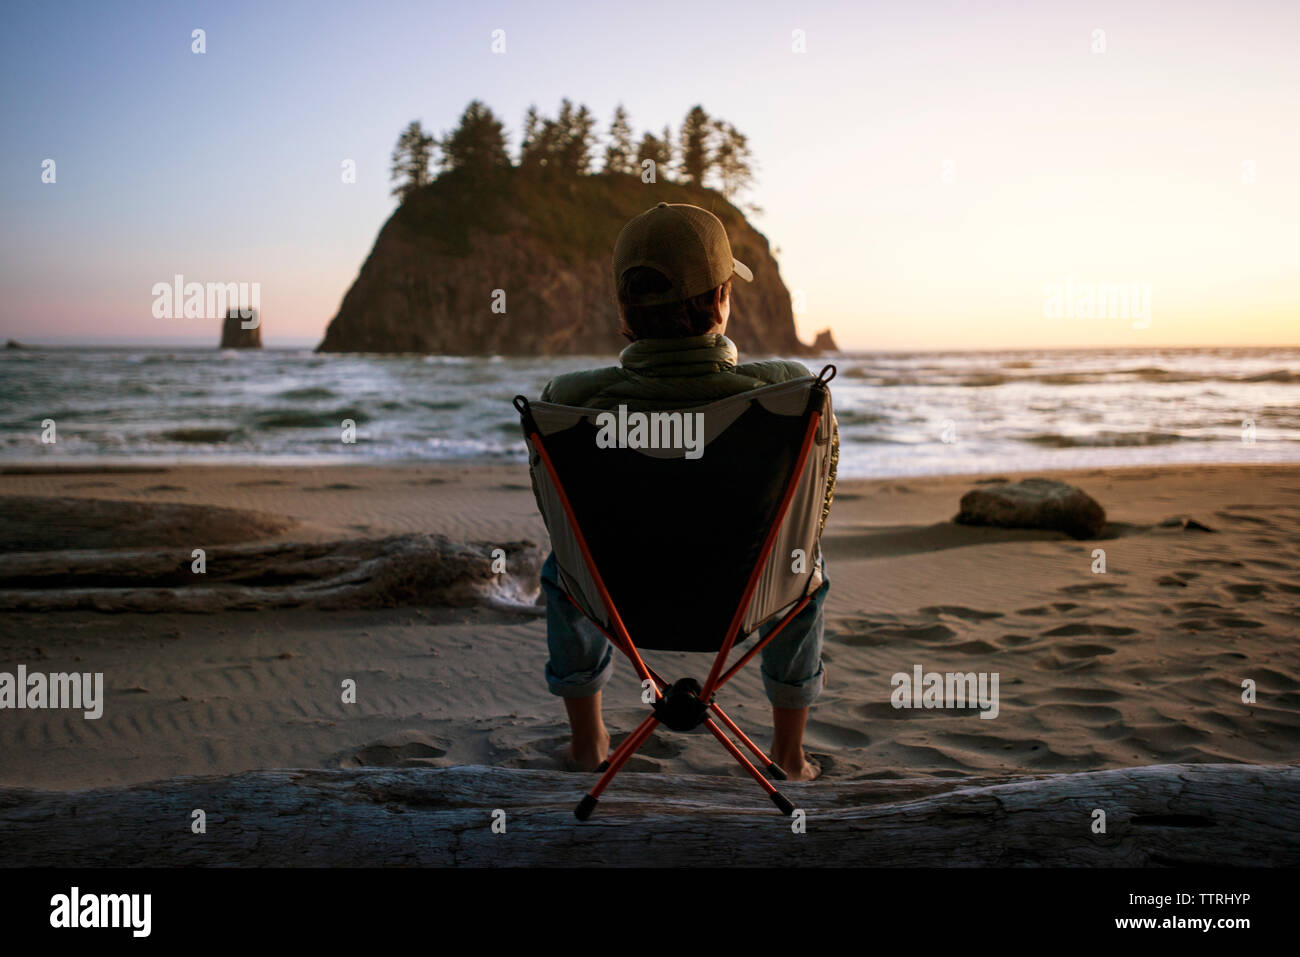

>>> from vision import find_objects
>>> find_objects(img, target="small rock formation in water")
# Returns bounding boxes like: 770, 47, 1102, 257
811, 328, 839, 353
221, 308, 262, 349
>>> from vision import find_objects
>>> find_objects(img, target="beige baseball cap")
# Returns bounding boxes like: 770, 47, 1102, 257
613, 202, 753, 306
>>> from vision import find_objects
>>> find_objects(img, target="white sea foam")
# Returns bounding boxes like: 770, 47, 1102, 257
2, 346, 1297, 477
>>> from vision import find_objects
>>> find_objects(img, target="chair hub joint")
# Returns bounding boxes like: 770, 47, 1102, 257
652, 677, 712, 732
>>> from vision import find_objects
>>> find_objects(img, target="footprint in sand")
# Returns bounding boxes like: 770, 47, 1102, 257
1215, 511, 1273, 527
1047, 602, 1103, 617
1031, 702, 1123, 724
949, 639, 1000, 654
1213, 616, 1266, 629
1028, 686, 1123, 703
998, 634, 1037, 647
805, 751, 839, 777
343, 740, 449, 768
842, 623, 958, 645
919, 606, 1003, 620
1036, 653, 1109, 673
1041, 623, 1136, 637
1222, 579, 1263, 600
891, 742, 984, 773
805, 719, 871, 749
1225, 583, 1268, 599
1058, 582, 1125, 596
856, 701, 913, 721
632, 730, 688, 761
528, 733, 664, 773
1056, 643, 1117, 659
1245, 668, 1300, 692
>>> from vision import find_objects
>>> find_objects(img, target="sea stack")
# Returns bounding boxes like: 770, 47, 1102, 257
220, 308, 262, 349
317, 170, 822, 356
811, 328, 839, 353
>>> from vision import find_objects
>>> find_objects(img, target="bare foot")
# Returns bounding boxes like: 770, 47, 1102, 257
772, 751, 822, 781
562, 728, 610, 772
561, 693, 610, 772
788, 754, 822, 781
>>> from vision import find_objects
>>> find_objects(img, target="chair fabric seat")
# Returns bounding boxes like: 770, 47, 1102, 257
525, 375, 834, 652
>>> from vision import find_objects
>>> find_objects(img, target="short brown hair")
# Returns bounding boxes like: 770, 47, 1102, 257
617, 266, 730, 341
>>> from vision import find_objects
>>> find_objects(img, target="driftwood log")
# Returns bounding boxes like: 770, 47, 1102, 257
0, 534, 542, 613
1, 763, 1295, 867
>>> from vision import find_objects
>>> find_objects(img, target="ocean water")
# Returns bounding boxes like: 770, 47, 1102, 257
1, 346, 1296, 478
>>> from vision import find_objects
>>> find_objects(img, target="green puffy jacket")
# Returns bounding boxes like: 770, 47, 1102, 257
538, 334, 838, 535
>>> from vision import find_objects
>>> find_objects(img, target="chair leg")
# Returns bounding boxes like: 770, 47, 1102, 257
708, 701, 787, 781
594, 710, 659, 773
577, 709, 796, 820
575, 715, 660, 821
702, 717, 795, 816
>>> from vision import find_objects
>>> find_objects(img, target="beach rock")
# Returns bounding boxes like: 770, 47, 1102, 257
4, 339, 24, 349
954, 477, 1106, 539
810, 328, 839, 352
317, 168, 816, 356
220, 308, 262, 348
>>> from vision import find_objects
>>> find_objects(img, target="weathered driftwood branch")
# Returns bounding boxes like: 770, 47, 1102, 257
0, 495, 295, 553
1, 763, 1295, 867
0, 534, 542, 612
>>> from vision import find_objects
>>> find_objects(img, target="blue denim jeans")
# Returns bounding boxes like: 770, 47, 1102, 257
541, 551, 828, 709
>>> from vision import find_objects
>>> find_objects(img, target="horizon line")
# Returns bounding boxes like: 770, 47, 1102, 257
4, 338, 1299, 355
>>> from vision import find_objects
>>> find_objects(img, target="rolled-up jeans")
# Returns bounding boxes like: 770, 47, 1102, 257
541, 551, 828, 709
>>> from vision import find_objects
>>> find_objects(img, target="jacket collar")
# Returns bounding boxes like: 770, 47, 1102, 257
619, 334, 739, 377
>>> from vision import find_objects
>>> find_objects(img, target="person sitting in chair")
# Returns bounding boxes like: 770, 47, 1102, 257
536, 202, 837, 781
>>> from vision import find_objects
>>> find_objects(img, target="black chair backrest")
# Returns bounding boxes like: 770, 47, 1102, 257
523, 374, 832, 652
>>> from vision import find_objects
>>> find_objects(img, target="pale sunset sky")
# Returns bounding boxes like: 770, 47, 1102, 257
1, 0, 1296, 350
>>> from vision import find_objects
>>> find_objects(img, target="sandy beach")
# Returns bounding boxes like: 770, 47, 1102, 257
1, 461, 1296, 792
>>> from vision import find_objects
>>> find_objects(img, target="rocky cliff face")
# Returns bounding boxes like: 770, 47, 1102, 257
317, 169, 820, 356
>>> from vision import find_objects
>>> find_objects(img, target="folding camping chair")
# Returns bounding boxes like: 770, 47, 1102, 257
514, 365, 836, 820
